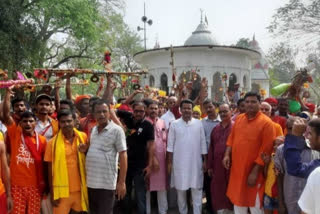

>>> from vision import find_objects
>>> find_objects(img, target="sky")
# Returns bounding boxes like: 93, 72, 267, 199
123, 0, 288, 53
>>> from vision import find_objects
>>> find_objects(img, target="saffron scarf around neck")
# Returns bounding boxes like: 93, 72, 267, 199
22, 133, 46, 194
52, 129, 88, 211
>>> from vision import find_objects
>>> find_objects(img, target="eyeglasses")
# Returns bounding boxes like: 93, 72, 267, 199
134, 110, 145, 113
219, 110, 229, 114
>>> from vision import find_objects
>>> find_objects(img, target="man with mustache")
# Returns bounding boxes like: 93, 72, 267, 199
0, 89, 29, 154
3, 87, 47, 214
79, 97, 99, 137
161, 96, 178, 129
207, 103, 233, 214
145, 100, 168, 214
10, 98, 27, 123
201, 99, 220, 213
75, 95, 91, 118
167, 99, 207, 214
223, 92, 276, 214
117, 101, 156, 214
34, 94, 59, 142
44, 110, 88, 214
86, 99, 127, 214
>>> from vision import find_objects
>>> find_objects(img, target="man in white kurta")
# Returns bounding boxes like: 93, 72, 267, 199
167, 99, 207, 214
161, 96, 178, 129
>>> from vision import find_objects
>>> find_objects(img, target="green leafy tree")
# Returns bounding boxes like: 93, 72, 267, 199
0, 0, 117, 71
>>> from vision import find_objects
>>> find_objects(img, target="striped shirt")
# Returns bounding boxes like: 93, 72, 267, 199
86, 121, 126, 190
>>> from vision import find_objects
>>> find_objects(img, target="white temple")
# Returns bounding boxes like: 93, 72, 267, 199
134, 16, 270, 102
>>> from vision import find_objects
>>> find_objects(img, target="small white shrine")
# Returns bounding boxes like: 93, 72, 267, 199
134, 16, 269, 101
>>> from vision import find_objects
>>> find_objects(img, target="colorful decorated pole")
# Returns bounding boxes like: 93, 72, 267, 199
221, 72, 229, 104
34, 68, 148, 76
0, 79, 34, 88
30, 80, 89, 87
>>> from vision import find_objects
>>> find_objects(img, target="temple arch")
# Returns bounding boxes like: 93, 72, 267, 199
149, 75, 155, 87
212, 72, 223, 102
228, 73, 237, 91
179, 70, 201, 101
160, 73, 169, 94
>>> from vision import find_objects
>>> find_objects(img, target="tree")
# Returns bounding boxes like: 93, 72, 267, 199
268, 0, 320, 46
266, 43, 297, 87
58, 12, 144, 96
0, 0, 114, 71
235, 38, 251, 49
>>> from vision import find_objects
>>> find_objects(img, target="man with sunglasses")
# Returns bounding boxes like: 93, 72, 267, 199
117, 101, 156, 214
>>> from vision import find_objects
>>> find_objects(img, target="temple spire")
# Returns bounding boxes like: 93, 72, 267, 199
200, 9, 203, 23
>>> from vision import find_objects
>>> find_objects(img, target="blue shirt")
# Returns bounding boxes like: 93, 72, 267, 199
284, 134, 320, 178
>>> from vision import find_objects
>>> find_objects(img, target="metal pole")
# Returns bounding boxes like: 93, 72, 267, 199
144, 2, 146, 50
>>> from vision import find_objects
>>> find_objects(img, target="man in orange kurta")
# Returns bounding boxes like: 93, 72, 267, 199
223, 92, 276, 214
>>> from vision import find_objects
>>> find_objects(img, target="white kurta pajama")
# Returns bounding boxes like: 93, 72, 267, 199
167, 118, 207, 214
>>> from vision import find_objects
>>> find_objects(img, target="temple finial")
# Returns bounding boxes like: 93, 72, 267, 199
200, 8, 203, 23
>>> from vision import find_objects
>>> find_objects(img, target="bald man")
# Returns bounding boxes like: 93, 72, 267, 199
261, 102, 283, 136
260, 102, 272, 118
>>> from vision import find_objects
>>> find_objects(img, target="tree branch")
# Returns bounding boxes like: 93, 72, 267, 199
52, 43, 91, 68
45, 40, 68, 61
52, 55, 92, 68
23, 0, 41, 8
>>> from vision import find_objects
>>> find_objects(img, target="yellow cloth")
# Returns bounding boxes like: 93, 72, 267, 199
52, 129, 88, 211
264, 154, 276, 197
193, 105, 202, 115
158, 90, 167, 97
265, 123, 283, 197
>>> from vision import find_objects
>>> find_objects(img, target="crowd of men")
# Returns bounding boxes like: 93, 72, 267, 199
0, 76, 320, 214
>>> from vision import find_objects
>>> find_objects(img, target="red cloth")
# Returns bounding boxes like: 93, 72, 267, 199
23, 134, 46, 195
50, 112, 57, 120
118, 104, 133, 112
305, 103, 315, 113
12, 185, 41, 214
79, 114, 97, 137
272, 116, 287, 133
265, 98, 278, 105
75, 95, 90, 104
0, 193, 7, 214
171, 106, 181, 119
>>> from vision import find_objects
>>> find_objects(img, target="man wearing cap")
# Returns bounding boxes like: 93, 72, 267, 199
265, 98, 287, 132
75, 95, 91, 118
35, 94, 59, 142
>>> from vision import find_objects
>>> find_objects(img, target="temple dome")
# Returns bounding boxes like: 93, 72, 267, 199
184, 20, 218, 46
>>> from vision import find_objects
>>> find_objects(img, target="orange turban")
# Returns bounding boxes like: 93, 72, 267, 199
75, 95, 90, 104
